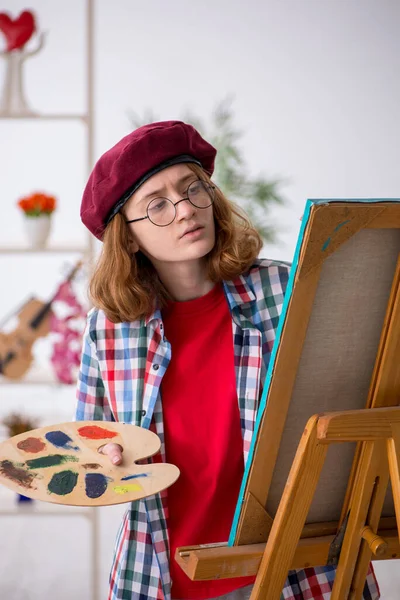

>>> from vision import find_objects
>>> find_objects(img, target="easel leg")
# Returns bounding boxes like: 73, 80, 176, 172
348, 441, 389, 600
339, 253, 400, 598
250, 417, 328, 600
387, 423, 400, 542
331, 442, 384, 600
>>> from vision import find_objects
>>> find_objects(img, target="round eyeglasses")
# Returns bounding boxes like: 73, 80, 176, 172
125, 180, 216, 227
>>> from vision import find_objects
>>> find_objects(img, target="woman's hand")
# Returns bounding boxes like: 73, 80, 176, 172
98, 442, 123, 465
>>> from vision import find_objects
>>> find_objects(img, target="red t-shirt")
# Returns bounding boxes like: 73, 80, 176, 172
161, 283, 256, 599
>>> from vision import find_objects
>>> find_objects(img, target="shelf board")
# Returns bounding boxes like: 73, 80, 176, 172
0, 492, 92, 517
0, 380, 74, 386
0, 246, 88, 254
0, 506, 93, 517
0, 114, 88, 122
0, 375, 74, 386
0, 366, 74, 386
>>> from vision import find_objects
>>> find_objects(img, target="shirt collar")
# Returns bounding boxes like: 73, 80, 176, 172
144, 272, 256, 328
222, 272, 256, 311
145, 305, 162, 327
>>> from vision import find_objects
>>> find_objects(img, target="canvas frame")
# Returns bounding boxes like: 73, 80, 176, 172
231, 199, 400, 546
175, 199, 400, 599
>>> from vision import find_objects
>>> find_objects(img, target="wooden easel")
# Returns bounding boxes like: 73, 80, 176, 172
175, 200, 400, 599
250, 406, 400, 599
176, 408, 400, 599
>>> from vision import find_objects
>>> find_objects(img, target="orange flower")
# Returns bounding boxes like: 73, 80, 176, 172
17, 192, 57, 216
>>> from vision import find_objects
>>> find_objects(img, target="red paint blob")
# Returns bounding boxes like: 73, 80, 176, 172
17, 437, 46, 453
77, 425, 118, 440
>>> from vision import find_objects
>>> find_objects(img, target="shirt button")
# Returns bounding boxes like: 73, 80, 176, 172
141, 410, 146, 417
153, 364, 159, 371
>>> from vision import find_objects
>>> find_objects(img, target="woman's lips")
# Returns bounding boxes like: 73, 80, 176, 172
181, 226, 204, 239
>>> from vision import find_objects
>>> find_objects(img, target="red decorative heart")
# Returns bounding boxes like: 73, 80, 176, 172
0, 10, 36, 52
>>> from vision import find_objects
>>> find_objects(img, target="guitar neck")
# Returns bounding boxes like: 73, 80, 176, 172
29, 301, 53, 329
28, 260, 82, 330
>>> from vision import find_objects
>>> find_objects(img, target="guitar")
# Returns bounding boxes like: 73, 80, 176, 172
0, 260, 82, 379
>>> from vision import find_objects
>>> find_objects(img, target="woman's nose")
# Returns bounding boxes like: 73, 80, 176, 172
175, 196, 196, 221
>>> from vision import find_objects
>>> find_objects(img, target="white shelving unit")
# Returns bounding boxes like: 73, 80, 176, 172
0, 246, 89, 254
0, 0, 95, 386
0, 485, 98, 599
0, 3, 99, 599
0, 114, 87, 120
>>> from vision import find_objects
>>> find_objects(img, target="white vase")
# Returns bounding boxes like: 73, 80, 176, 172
0, 51, 37, 117
23, 215, 52, 248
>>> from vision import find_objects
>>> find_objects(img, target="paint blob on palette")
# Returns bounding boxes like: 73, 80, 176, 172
0, 422, 180, 506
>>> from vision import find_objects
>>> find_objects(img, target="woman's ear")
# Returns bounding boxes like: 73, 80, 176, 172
122, 209, 140, 253
128, 236, 140, 254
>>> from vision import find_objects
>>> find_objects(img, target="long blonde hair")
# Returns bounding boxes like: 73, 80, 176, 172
89, 163, 262, 322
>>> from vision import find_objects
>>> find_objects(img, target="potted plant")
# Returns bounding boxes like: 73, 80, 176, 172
17, 191, 57, 248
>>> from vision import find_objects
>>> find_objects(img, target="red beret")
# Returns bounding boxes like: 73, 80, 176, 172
80, 120, 217, 239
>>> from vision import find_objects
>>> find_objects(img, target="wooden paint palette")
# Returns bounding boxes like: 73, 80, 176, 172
0, 421, 180, 506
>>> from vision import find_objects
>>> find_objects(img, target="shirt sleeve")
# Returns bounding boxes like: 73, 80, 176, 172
75, 315, 114, 422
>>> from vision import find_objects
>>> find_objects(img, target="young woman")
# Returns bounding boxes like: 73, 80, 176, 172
76, 121, 379, 600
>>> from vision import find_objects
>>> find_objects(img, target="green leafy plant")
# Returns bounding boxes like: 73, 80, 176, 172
128, 98, 286, 242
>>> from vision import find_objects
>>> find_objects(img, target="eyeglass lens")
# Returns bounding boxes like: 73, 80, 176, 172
147, 180, 214, 226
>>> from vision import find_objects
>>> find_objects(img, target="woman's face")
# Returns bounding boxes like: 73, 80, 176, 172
123, 163, 216, 266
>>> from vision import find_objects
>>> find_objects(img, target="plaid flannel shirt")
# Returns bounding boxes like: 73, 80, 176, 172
75, 258, 379, 600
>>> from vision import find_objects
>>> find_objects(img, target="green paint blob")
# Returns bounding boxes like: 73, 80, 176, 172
26, 454, 79, 470
48, 470, 78, 496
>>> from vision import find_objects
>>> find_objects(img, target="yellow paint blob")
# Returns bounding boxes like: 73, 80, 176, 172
113, 483, 143, 495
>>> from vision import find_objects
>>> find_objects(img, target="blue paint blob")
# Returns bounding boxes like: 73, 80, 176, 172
334, 220, 351, 232
85, 473, 110, 499
322, 237, 331, 252
323, 220, 352, 251
121, 473, 150, 481
45, 430, 80, 451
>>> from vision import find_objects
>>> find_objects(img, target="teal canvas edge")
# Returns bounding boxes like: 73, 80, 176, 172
310, 198, 400, 204
228, 197, 400, 546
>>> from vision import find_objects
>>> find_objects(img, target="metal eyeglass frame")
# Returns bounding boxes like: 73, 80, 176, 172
125, 180, 216, 227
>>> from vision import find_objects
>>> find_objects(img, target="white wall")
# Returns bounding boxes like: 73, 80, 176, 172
0, 0, 399, 598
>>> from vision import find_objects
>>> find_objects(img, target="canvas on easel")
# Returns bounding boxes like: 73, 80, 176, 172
175, 199, 400, 600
